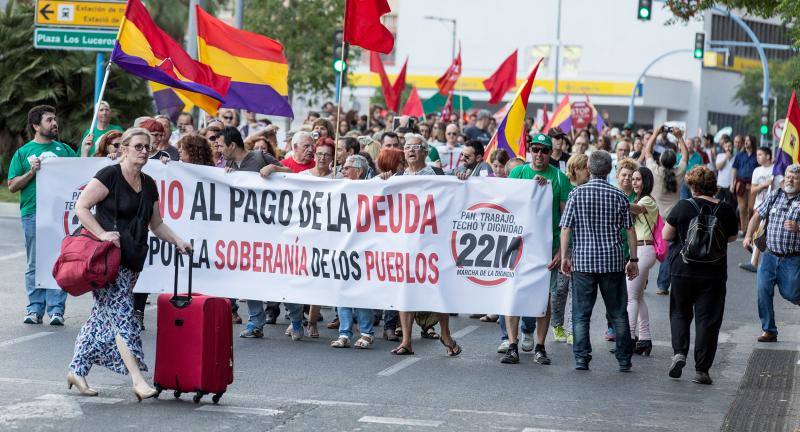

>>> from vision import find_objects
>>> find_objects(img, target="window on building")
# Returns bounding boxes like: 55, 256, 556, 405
710, 14, 797, 62
707, 111, 747, 137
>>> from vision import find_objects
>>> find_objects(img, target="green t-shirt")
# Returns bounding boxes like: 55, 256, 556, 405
677, 151, 703, 174
7, 140, 77, 216
81, 124, 123, 155
509, 164, 573, 251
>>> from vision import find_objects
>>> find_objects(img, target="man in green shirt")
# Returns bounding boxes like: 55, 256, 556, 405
80, 101, 123, 156
8, 105, 78, 325
502, 133, 573, 366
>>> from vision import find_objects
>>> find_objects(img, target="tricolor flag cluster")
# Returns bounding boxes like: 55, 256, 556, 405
111, 0, 292, 118
774, 90, 800, 176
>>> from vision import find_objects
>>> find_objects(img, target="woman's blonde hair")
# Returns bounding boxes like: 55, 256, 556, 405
121, 127, 151, 147
566, 153, 588, 182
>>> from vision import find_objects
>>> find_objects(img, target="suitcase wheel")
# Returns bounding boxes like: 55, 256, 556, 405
212, 393, 223, 405
173, 390, 182, 399
193, 391, 204, 404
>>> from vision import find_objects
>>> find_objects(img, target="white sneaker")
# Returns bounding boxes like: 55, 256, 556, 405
289, 328, 303, 341
520, 333, 535, 352
497, 340, 510, 353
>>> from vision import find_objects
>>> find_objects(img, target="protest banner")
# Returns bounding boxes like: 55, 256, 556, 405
36, 158, 553, 316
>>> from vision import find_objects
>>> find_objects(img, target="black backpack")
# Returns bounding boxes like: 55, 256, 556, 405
680, 198, 727, 264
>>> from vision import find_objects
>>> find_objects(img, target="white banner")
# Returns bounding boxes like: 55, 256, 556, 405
36, 158, 553, 316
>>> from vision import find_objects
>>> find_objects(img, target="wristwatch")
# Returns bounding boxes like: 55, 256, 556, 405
628, 258, 639, 263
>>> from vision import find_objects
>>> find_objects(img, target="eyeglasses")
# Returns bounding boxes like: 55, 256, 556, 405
315, 152, 333, 159
208, 135, 220, 141
529, 147, 551, 154
125, 143, 152, 152
446, 132, 458, 136
222, 116, 233, 120
404, 144, 424, 151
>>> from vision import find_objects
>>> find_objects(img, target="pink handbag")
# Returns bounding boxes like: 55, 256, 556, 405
651, 214, 668, 262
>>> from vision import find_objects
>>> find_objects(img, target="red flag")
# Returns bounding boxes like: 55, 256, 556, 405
440, 92, 453, 121
344, 0, 394, 54
369, 53, 407, 112
436, 48, 462, 95
482, 50, 517, 105
541, 104, 549, 130
402, 86, 424, 117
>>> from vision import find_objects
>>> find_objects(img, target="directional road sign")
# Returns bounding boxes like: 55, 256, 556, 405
34, 27, 116, 51
35, 0, 125, 29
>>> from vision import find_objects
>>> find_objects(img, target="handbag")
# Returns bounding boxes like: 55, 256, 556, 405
52, 169, 123, 296
643, 205, 668, 262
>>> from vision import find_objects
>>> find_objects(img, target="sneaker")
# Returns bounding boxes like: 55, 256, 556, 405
231, 311, 243, 324
566, 333, 573, 345
289, 328, 303, 341
497, 340, 510, 353
23, 313, 42, 325
500, 347, 519, 364
552, 326, 567, 342
239, 327, 264, 339
619, 363, 632, 372
692, 371, 713, 385
520, 333, 535, 352
604, 327, 615, 341
534, 346, 551, 365
669, 354, 687, 378
738, 262, 757, 273
49, 314, 64, 326
655, 288, 669, 296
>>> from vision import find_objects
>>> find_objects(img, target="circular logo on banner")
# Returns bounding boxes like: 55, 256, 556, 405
62, 183, 87, 236
450, 202, 525, 286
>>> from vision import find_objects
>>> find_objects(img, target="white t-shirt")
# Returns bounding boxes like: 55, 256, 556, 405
751, 165, 779, 209
716, 153, 734, 188
436, 144, 463, 174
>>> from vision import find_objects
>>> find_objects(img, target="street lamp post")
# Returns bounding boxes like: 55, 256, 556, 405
554, 0, 562, 109
424, 15, 456, 59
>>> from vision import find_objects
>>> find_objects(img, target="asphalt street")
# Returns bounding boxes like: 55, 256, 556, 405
0, 212, 797, 431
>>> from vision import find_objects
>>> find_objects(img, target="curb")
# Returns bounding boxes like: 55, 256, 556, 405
0, 202, 20, 219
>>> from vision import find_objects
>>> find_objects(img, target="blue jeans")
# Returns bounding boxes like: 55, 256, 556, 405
756, 252, 800, 334
656, 242, 674, 291
22, 214, 66, 317
498, 315, 536, 340
571, 271, 633, 365
338, 308, 375, 339
246, 301, 303, 331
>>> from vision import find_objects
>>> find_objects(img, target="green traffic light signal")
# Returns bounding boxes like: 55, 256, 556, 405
638, 7, 650, 19
694, 49, 703, 59
760, 124, 769, 135
333, 59, 347, 72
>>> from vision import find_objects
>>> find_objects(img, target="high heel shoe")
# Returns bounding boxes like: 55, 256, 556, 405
132, 385, 158, 402
67, 372, 98, 396
634, 340, 653, 356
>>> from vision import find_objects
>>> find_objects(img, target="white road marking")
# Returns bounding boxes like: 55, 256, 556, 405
377, 357, 422, 376
42, 394, 124, 405
0, 332, 54, 349
451, 325, 479, 339
0, 251, 25, 261
522, 428, 583, 432
196, 405, 283, 416
359, 416, 442, 427
449, 408, 526, 418
290, 398, 370, 407
0, 394, 82, 426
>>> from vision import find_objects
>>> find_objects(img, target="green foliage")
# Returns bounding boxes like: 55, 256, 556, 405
735, 56, 800, 132
666, 1, 800, 44
0, 0, 153, 179
245, 0, 349, 104
145, 0, 225, 43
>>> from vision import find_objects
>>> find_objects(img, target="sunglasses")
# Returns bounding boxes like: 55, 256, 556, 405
208, 135, 220, 141
222, 116, 233, 120
125, 143, 152, 152
529, 147, 551, 154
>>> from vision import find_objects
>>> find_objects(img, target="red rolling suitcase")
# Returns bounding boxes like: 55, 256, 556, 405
153, 251, 233, 404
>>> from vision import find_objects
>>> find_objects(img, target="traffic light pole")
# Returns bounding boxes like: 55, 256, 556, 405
627, 49, 692, 125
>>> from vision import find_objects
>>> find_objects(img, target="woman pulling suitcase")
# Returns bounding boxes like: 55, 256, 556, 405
67, 128, 192, 401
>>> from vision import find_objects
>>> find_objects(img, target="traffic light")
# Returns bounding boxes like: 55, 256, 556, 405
332, 29, 349, 84
693, 32, 705, 60
637, 0, 652, 21
760, 124, 769, 136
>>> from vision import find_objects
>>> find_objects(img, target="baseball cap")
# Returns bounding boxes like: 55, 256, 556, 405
547, 127, 567, 139
530, 133, 553, 148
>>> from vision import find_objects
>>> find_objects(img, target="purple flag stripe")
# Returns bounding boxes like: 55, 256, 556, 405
221, 81, 294, 118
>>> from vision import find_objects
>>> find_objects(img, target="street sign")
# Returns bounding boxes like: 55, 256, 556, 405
34, 27, 116, 51
35, 0, 125, 28
773, 119, 786, 141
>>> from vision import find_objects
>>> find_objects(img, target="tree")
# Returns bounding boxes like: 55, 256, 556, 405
245, 0, 347, 106
735, 56, 800, 132
146, 0, 226, 44
665, 1, 800, 44
0, 1, 153, 178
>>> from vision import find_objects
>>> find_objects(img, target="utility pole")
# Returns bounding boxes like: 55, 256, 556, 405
234, 0, 244, 29
554, 0, 562, 108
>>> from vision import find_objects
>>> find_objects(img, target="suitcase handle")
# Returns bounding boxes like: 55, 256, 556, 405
170, 248, 193, 309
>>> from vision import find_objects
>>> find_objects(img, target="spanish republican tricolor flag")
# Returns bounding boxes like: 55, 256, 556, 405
543, 95, 572, 133
773, 90, 800, 176
484, 57, 543, 159
110, 0, 230, 114
196, 6, 293, 118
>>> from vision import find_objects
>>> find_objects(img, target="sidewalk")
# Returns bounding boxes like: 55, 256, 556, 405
0, 203, 19, 219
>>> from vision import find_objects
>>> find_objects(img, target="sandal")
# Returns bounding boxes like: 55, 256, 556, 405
330, 336, 350, 348
285, 324, 292, 337
420, 327, 440, 340
326, 318, 340, 329
440, 338, 462, 357
390, 345, 414, 355
354, 335, 373, 349
305, 324, 320, 338
480, 315, 499, 323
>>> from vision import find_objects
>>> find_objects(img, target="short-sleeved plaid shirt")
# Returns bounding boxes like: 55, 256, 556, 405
756, 189, 800, 255
560, 178, 634, 273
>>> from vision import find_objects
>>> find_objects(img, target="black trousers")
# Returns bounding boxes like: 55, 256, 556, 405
133, 293, 148, 314
669, 276, 726, 373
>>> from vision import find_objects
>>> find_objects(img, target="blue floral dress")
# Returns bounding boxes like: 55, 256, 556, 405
69, 267, 147, 376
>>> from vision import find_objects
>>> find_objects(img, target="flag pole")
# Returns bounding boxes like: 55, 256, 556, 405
333, 2, 348, 178
89, 62, 112, 133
